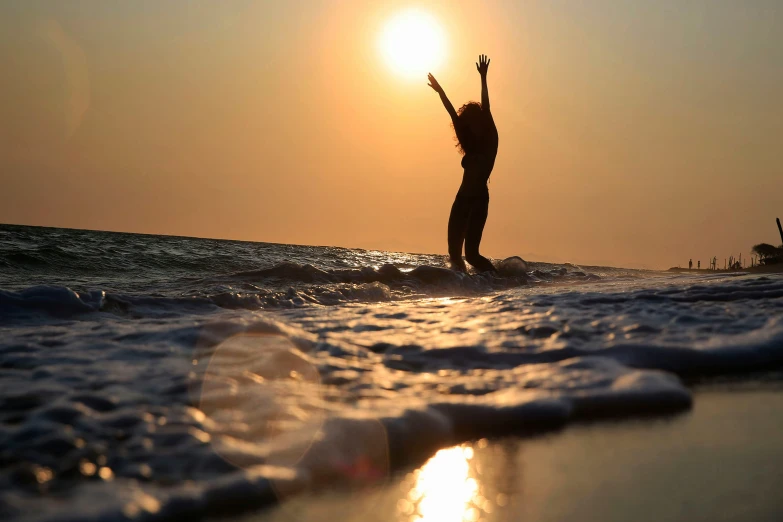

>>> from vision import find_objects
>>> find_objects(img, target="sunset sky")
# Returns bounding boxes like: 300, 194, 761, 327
1, 0, 781, 269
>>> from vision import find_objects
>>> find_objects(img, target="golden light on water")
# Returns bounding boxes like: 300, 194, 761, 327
399, 445, 484, 522
379, 9, 446, 78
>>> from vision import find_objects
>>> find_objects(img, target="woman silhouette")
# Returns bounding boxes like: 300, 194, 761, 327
428, 55, 498, 272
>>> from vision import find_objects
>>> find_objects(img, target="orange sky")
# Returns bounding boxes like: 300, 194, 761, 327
1, 1, 781, 269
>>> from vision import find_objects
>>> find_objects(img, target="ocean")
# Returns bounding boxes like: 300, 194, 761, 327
1, 223, 782, 521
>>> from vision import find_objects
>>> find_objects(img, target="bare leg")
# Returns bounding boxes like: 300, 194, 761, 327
447, 195, 469, 271
464, 196, 496, 272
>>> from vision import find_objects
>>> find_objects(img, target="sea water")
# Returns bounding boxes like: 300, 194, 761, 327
1, 224, 782, 521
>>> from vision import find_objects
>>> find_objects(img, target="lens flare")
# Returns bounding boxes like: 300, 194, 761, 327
196, 332, 325, 473
192, 329, 390, 505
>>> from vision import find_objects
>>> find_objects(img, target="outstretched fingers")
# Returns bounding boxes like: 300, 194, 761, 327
427, 72, 441, 92
476, 54, 490, 75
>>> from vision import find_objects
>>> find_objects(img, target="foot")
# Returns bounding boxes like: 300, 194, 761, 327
449, 259, 468, 273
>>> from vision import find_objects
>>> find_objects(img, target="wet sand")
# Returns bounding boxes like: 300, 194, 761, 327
241, 388, 783, 522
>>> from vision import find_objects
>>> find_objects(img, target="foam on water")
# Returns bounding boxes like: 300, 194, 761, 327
1, 225, 782, 521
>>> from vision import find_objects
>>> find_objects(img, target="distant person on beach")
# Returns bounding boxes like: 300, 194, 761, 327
698, 260, 700, 269
428, 54, 498, 272
689, 259, 692, 270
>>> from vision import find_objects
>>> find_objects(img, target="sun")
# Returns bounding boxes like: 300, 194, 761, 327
379, 9, 446, 79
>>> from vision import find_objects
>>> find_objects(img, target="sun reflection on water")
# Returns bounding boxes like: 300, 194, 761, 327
399, 445, 484, 522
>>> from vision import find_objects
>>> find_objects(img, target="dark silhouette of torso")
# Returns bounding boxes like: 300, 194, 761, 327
458, 115, 499, 197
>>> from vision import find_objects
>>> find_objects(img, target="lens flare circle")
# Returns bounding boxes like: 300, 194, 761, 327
196, 332, 325, 472
380, 9, 446, 78
192, 329, 391, 508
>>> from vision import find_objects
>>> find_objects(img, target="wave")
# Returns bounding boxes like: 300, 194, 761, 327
12, 311, 783, 521
1, 225, 615, 293
0, 286, 106, 319
0, 314, 695, 522
3, 272, 783, 520
0, 242, 249, 275
224, 261, 529, 286
6, 226, 782, 521
211, 260, 601, 297
0, 259, 606, 321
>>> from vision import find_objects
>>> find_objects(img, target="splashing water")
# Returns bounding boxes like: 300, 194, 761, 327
1, 224, 782, 521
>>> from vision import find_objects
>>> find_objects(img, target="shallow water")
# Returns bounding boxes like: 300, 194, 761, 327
252, 390, 783, 522
1, 224, 782, 521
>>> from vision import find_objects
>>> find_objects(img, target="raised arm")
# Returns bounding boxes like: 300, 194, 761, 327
476, 54, 490, 112
428, 73, 458, 125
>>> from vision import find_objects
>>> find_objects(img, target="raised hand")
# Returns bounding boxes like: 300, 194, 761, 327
427, 73, 443, 93
428, 73, 458, 122
476, 54, 490, 77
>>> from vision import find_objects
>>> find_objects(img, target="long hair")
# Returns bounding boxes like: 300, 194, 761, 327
453, 101, 483, 155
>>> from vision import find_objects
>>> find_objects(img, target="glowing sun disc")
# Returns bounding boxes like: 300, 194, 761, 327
379, 9, 446, 78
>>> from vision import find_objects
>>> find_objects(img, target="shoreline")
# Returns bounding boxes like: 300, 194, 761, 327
246, 385, 783, 522
667, 264, 783, 275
